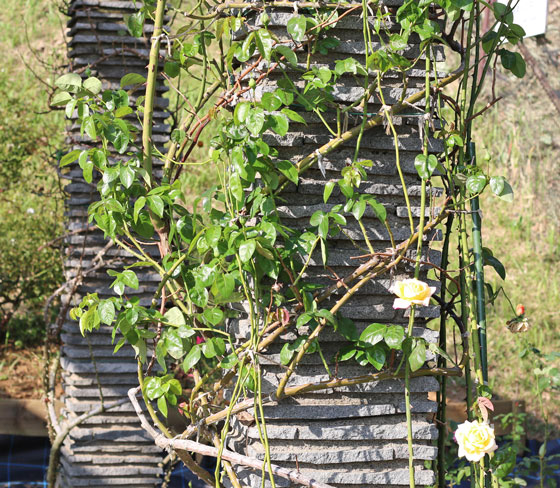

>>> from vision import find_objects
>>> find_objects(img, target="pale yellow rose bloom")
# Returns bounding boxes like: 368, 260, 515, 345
391, 278, 436, 309
455, 420, 498, 462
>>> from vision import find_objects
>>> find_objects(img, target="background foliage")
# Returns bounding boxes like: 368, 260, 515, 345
0, 0, 66, 347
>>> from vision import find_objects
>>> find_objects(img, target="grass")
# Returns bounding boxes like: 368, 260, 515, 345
0, 0, 66, 347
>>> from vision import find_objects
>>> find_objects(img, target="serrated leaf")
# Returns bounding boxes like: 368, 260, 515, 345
280, 342, 295, 365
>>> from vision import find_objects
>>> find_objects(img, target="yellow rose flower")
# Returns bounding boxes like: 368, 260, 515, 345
455, 420, 498, 462
391, 278, 436, 309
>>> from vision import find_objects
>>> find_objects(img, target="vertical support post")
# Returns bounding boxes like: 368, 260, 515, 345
468, 142, 488, 382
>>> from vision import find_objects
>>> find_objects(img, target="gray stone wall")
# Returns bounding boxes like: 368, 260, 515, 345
227, 5, 442, 487
59, 1, 168, 486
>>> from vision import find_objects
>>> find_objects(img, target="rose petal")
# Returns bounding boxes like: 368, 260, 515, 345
393, 298, 412, 309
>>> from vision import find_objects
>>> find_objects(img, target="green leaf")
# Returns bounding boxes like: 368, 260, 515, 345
148, 195, 164, 218
352, 198, 366, 220
168, 379, 182, 395
366, 345, 386, 370
60, 149, 82, 168
205, 225, 222, 247
408, 340, 427, 372
484, 254, 506, 280
83, 77, 102, 95
277, 160, 298, 184
323, 181, 335, 203
261, 92, 282, 112
98, 300, 115, 325
481, 31, 499, 54
211, 273, 235, 302
493, 2, 514, 24
230, 174, 244, 202
500, 49, 526, 78
384, 325, 405, 349
269, 114, 289, 137
255, 29, 273, 60
183, 345, 201, 372
274, 45, 298, 66
120, 73, 146, 88
280, 342, 295, 365
281, 108, 306, 124
202, 337, 226, 358
52, 91, 72, 107
119, 165, 134, 188
466, 174, 487, 195
83, 116, 97, 140
121, 270, 139, 289
145, 377, 163, 400
489, 176, 505, 196
55, 73, 82, 91
337, 344, 357, 362
220, 354, 238, 369
134, 196, 146, 223
164, 307, 186, 326
335, 317, 358, 341
203, 307, 224, 326
165, 329, 184, 360
246, 108, 266, 136
414, 154, 438, 180
287, 16, 307, 42
164, 61, 180, 78
157, 396, 168, 417
360, 323, 387, 347
239, 239, 256, 263
126, 11, 144, 37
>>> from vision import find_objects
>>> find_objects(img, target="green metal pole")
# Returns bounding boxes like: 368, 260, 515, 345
468, 142, 488, 382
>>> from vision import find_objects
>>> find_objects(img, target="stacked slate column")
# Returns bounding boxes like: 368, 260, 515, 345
59, 1, 169, 486
227, 4, 444, 487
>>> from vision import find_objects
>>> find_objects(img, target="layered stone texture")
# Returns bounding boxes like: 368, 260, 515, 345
227, 4, 443, 487
59, 1, 168, 486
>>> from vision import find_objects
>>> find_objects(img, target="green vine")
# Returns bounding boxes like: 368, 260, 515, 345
53, 0, 531, 486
